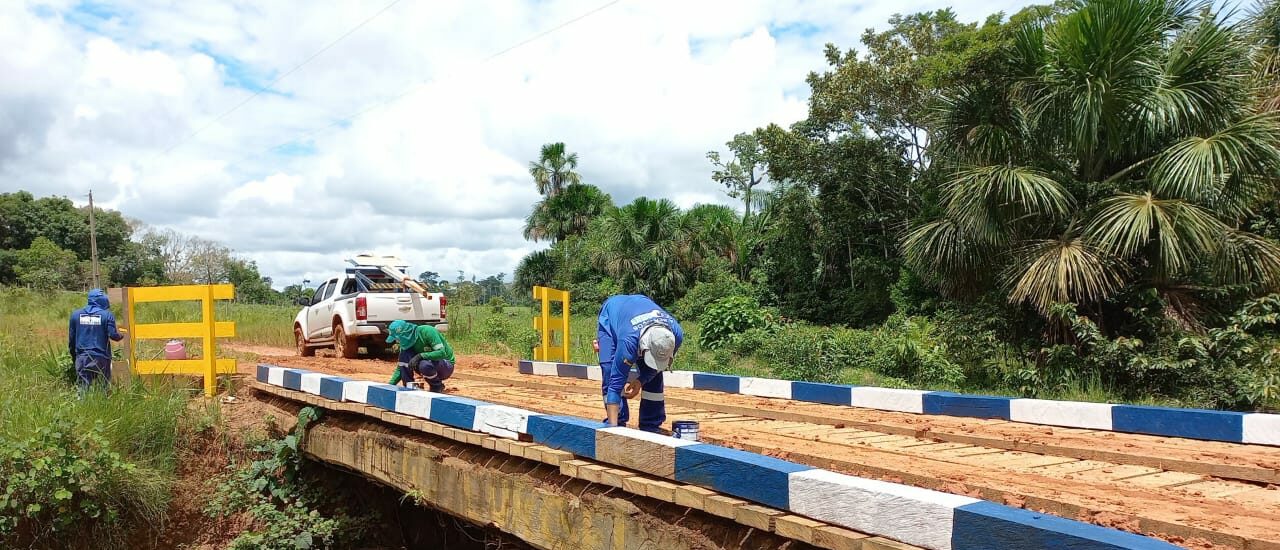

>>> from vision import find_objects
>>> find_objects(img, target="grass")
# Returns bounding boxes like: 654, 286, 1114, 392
0, 287, 232, 548
0, 287, 1158, 408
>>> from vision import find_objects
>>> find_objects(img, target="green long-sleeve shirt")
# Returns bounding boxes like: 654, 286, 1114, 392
388, 324, 454, 384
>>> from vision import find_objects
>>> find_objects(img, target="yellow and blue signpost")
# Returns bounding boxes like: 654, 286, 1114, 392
125, 284, 237, 397
532, 286, 570, 362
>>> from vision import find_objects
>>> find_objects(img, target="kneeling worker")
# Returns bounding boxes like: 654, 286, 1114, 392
597, 294, 683, 432
386, 319, 454, 392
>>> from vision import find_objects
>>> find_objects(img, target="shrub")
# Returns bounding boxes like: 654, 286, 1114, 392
206, 408, 357, 550
757, 324, 831, 382
873, 315, 964, 387
674, 264, 757, 320
487, 296, 508, 313
699, 296, 768, 350
478, 315, 538, 356
0, 417, 165, 549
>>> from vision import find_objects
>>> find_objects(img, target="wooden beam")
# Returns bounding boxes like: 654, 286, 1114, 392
775, 515, 826, 544
735, 504, 783, 531
813, 525, 869, 550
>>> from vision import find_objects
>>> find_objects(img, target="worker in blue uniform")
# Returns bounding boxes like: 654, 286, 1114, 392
596, 294, 683, 433
68, 289, 126, 393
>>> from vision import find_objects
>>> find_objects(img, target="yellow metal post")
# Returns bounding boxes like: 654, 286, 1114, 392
203, 284, 217, 397
126, 287, 136, 379
559, 290, 570, 362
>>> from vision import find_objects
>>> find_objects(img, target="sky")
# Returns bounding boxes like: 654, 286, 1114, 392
1, 0, 1035, 289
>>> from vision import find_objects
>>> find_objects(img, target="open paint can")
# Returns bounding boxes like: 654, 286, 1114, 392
672, 420, 700, 441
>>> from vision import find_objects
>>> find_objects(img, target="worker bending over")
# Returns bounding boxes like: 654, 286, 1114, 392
68, 289, 126, 393
386, 319, 455, 392
597, 294, 683, 432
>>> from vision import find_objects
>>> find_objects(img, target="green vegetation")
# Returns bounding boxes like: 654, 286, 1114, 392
5, 1, 1280, 415
206, 408, 370, 550
512, 0, 1280, 411
0, 191, 289, 305
0, 297, 202, 548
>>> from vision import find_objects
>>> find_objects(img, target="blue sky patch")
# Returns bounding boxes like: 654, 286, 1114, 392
191, 41, 284, 94
768, 21, 822, 39
64, 0, 128, 34
273, 140, 317, 157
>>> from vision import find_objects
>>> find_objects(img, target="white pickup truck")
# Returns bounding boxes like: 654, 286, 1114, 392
293, 258, 448, 358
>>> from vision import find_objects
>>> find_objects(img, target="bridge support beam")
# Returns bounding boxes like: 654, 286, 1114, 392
299, 418, 807, 550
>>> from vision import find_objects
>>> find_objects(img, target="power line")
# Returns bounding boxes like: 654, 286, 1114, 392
156, 0, 405, 157
215, 0, 624, 170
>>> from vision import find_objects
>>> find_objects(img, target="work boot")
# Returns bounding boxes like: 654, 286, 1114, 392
428, 381, 446, 393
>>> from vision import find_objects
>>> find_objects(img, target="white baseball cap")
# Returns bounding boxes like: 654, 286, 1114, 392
639, 326, 676, 371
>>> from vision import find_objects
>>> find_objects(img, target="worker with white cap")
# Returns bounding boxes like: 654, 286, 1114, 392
596, 294, 683, 433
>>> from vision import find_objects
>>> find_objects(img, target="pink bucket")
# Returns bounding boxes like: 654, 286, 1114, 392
163, 340, 187, 360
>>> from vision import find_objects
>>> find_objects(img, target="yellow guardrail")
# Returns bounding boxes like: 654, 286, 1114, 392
532, 286, 570, 362
125, 284, 237, 396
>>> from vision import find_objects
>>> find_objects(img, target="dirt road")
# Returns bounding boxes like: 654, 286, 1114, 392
231, 346, 1280, 550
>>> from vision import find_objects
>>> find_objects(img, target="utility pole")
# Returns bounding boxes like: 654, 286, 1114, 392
88, 190, 100, 289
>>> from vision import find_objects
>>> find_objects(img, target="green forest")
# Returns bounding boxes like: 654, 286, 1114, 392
515, 0, 1280, 411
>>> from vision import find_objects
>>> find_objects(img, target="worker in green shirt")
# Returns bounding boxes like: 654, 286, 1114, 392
386, 319, 455, 392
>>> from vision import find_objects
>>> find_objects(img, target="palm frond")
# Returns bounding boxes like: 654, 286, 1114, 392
1141, 11, 1249, 138
1150, 112, 1280, 215
1005, 236, 1124, 313
901, 217, 992, 295
1086, 192, 1227, 275
1212, 229, 1280, 290
944, 165, 1074, 241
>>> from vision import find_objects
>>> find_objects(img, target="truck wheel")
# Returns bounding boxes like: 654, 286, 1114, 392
296, 326, 315, 357
334, 324, 358, 359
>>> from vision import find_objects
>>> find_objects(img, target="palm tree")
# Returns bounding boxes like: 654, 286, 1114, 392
587, 198, 704, 303
523, 184, 613, 243
1249, 0, 1280, 111
529, 142, 582, 197
515, 249, 561, 292
904, 0, 1280, 320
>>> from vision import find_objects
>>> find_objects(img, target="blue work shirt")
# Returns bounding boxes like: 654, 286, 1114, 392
69, 289, 124, 359
596, 294, 683, 405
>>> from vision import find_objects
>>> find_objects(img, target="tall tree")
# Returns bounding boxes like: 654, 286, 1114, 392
14, 237, 81, 290
224, 257, 281, 304
707, 133, 768, 218
528, 142, 582, 197
1249, 0, 1280, 111
417, 271, 442, 289
585, 197, 707, 304
906, 0, 1280, 326
523, 183, 613, 242
806, 9, 1010, 175
514, 249, 560, 293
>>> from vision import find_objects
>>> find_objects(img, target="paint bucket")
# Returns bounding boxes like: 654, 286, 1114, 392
163, 340, 186, 360
672, 420, 700, 441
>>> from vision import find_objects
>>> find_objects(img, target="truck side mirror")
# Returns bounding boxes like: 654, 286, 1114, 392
295, 297, 312, 306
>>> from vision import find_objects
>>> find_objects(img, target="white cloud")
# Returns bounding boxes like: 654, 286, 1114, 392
0, 0, 1037, 288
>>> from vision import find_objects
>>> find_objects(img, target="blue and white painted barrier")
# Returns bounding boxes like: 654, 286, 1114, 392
518, 360, 1280, 447
257, 364, 1179, 550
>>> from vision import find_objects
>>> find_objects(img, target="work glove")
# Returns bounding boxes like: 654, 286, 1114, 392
409, 353, 426, 371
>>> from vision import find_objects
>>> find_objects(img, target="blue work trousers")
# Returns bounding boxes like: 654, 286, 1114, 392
397, 349, 453, 390
603, 367, 665, 432
75, 353, 112, 394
